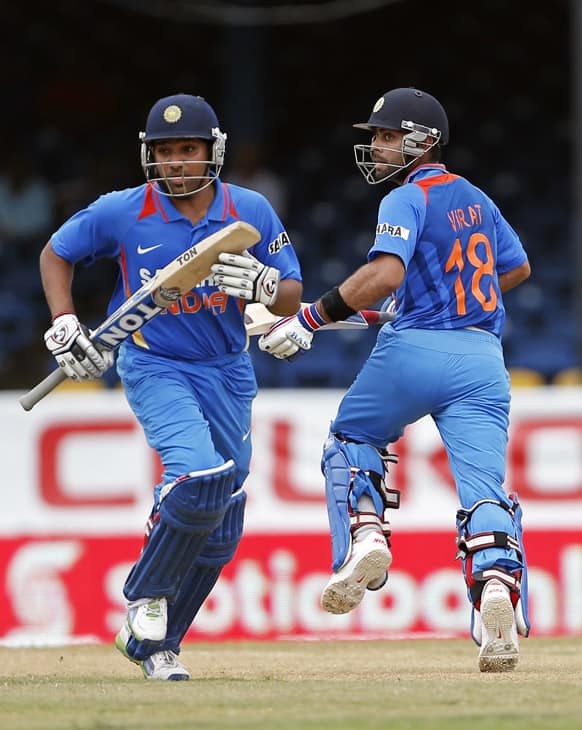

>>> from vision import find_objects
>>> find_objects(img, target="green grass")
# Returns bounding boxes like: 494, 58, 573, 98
0, 638, 580, 729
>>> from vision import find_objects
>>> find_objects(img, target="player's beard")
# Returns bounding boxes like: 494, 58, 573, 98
166, 166, 211, 197
371, 156, 395, 183
372, 152, 415, 186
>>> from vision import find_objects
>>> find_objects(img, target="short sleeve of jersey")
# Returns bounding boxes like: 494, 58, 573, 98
489, 196, 528, 274
50, 192, 124, 265
367, 184, 427, 268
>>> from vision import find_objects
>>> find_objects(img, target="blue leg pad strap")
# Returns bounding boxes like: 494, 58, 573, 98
457, 494, 530, 640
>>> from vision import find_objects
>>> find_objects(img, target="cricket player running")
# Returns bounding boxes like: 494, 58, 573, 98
39, 94, 302, 679
259, 88, 531, 672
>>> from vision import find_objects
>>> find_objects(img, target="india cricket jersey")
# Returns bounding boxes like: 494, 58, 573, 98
50, 177, 302, 360
368, 164, 527, 337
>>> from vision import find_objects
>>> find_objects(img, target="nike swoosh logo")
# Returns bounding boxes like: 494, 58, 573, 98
137, 244, 163, 254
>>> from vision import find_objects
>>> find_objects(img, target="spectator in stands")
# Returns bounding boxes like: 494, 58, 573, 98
0, 147, 55, 254
228, 141, 288, 219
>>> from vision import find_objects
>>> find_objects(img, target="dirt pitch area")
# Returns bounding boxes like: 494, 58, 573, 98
0, 637, 580, 730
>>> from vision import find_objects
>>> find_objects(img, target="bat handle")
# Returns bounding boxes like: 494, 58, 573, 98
18, 368, 68, 411
360, 310, 395, 325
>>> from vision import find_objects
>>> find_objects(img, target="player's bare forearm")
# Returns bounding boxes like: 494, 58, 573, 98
333, 254, 405, 316
267, 278, 303, 316
498, 260, 531, 293
39, 241, 76, 317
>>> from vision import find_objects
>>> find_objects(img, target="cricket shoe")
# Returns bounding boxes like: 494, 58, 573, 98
115, 621, 138, 663
478, 579, 519, 672
141, 651, 190, 681
115, 622, 190, 681
126, 597, 167, 642
321, 531, 392, 614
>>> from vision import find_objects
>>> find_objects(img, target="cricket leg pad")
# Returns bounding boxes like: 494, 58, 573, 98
123, 460, 236, 604
162, 487, 247, 652
456, 494, 530, 644
322, 433, 399, 572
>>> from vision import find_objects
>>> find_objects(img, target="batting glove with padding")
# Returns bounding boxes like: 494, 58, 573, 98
44, 313, 114, 380
258, 303, 326, 359
211, 251, 280, 306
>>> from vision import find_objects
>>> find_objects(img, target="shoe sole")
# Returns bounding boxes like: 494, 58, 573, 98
479, 593, 519, 672
142, 667, 190, 681
321, 548, 392, 614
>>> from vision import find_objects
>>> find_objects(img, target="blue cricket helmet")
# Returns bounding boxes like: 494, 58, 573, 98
353, 87, 449, 185
354, 87, 449, 145
142, 94, 222, 142
139, 93, 227, 196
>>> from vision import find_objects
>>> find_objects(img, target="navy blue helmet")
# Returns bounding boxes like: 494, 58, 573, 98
354, 87, 449, 144
142, 94, 222, 142
354, 88, 449, 185
139, 94, 227, 196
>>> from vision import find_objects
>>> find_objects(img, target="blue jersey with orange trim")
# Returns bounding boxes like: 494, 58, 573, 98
368, 164, 527, 337
50, 178, 301, 360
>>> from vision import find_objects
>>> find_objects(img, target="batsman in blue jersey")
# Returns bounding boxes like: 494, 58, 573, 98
259, 88, 531, 673
39, 94, 302, 680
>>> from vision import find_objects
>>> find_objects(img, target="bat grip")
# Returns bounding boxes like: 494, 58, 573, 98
18, 368, 68, 411
360, 310, 396, 325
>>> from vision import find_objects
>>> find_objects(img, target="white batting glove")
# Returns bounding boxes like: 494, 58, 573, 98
258, 303, 326, 359
44, 313, 114, 381
211, 251, 280, 306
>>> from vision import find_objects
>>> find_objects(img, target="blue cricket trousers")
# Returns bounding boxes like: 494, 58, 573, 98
117, 343, 257, 501
331, 325, 521, 574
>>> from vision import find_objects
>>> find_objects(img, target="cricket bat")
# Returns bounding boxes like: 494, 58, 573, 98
244, 302, 395, 337
19, 221, 261, 411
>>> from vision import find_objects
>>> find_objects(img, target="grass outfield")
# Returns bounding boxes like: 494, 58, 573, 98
0, 638, 580, 729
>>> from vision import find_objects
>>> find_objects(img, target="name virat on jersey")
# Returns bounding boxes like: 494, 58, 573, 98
447, 203, 483, 232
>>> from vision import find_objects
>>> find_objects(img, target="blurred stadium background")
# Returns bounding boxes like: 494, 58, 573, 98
0, 0, 576, 388
1, 1, 581, 647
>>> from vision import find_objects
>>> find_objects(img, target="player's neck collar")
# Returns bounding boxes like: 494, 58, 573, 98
404, 163, 447, 184
156, 177, 219, 222
207, 176, 232, 221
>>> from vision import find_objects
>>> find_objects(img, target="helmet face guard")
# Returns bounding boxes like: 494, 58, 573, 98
354, 120, 442, 185
353, 88, 448, 185
139, 94, 227, 197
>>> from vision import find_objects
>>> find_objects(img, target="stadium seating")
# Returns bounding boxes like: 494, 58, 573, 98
508, 368, 547, 387
552, 367, 582, 386
0, 1, 577, 390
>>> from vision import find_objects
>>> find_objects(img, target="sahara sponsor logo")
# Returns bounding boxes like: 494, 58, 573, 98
376, 222, 410, 240
268, 231, 291, 254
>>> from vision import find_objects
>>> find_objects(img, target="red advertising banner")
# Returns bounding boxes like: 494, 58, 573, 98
1, 389, 582, 643
0, 530, 580, 644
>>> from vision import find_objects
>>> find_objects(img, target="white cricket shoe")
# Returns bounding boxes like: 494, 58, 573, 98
127, 597, 168, 642
115, 621, 136, 662
321, 531, 392, 614
115, 621, 190, 681
478, 579, 519, 672
141, 651, 190, 681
